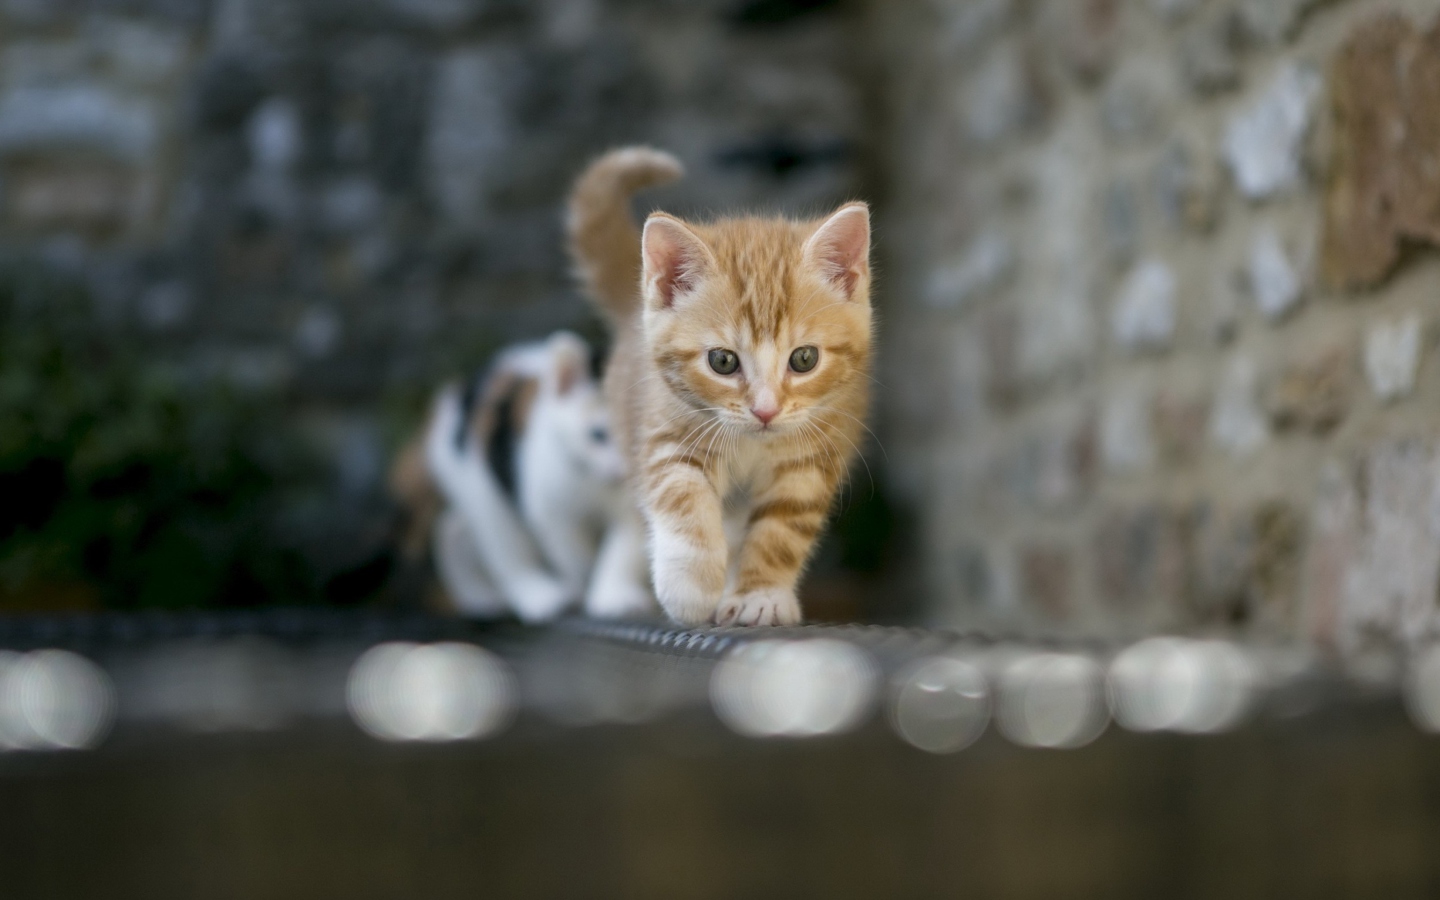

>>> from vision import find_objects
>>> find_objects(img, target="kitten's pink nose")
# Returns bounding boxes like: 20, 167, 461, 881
751, 405, 778, 426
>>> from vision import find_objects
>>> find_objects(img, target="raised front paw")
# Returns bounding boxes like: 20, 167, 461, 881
714, 587, 802, 627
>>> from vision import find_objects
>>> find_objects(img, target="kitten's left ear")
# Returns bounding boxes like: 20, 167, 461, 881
546, 331, 591, 396
803, 202, 870, 301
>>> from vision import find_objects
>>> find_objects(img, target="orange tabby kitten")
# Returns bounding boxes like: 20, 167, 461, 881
568, 147, 872, 626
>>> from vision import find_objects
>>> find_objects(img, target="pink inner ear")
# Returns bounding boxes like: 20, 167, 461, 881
808, 204, 870, 298
642, 217, 707, 308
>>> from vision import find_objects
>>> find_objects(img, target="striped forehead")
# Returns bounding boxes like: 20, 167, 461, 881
708, 224, 802, 344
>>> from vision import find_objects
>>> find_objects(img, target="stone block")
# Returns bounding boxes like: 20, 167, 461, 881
935, 0, 1014, 57
1000, 410, 1096, 509
1154, 136, 1220, 232
963, 42, 1044, 147
1223, 62, 1320, 199
319, 177, 384, 235
923, 230, 1013, 309
1100, 56, 1174, 143
1, 41, 90, 88
1302, 461, 1359, 647
1152, 390, 1210, 464
1094, 506, 1187, 611
0, 84, 161, 162
982, 306, 1021, 409
1338, 439, 1440, 646
1020, 543, 1072, 618
137, 280, 191, 331
954, 542, 995, 609
1238, 0, 1331, 45
1178, 7, 1242, 94
1037, 0, 1119, 82
1018, 282, 1096, 382
1189, 500, 1302, 625
1111, 258, 1177, 352
1207, 270, 1244, 344
6, 163, 142, 231
1364, 315, 1423, 402
1209, 355, 1268, 457
88, 18, 191, 87
1101, 179, 1138, 262
1100, 386, 1154, 474
1268, 345, 1352, 435
1323, 16, 1440, 288
1150, 0, 1202, 23
1248, 224, 1303, 320
425, 48, 514, 225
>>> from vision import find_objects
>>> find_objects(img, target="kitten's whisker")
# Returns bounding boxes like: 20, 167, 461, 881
809, 405, 888, 462
807, 418, 873, 502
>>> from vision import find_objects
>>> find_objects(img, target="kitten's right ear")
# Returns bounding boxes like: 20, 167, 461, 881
641, 214, 712, 310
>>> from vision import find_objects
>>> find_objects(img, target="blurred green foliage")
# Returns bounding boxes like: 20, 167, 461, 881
0, 267, 320, 611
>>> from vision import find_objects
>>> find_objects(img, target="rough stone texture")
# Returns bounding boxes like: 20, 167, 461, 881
1248, 224, 1304, 320
963, 42, 1043, 147
1020, 543, 1072, 618
1340, 439, 1440, 647
1178, 8, 1242, 95
1189, 500, 1303, 627
1100, 386, 1154, 473
1038, 0, 1119, 82
1239, 0, 1332, 45
1210, 356, 1270, 457
924, 230, 1013, 309
1364, 315, 1423, 402
1111, 258, 1177, 351
1154, 136, 1220, 232
877, 1, 1440, 649
1094, 506, 1187, 612
1152, 390, 1209, 463
1323, 16, 1440, 289
1223, 62, 1320, 199
1268, 345, 1352, 435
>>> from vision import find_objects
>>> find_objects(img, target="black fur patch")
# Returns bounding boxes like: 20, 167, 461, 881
486, 386, 521, 502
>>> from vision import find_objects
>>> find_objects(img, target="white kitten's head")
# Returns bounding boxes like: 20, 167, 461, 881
538, 332, 625, 483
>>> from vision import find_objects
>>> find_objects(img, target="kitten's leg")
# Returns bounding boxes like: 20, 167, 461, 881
531, 518, 597, 600
643, 452, 727, 626
584, 508, 654, 618
425, 390, 574, 622
433, 509, 507, 617
716, 464, 835, 626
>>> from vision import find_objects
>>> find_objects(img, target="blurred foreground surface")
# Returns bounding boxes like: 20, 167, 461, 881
0, 613, 1438, 899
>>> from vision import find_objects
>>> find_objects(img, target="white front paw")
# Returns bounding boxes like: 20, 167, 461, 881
714, 587, 802, 627
652, 561, 721, 626
509, 576, 576, 623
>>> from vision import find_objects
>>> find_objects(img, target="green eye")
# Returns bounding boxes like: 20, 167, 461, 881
789, 345, 819, 373
708, 348, 740, 375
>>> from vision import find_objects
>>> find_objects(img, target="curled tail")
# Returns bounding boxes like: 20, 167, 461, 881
566, 146, 683, 324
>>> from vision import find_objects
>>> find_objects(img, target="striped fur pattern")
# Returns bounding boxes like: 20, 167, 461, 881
568, 148, 873, 626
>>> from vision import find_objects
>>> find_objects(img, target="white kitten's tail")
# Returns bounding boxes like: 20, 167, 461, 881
566, 147, 683, 324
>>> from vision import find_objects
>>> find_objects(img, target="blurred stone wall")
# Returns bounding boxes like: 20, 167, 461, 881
0, 0, 867, 588
872, 0, 1440, 651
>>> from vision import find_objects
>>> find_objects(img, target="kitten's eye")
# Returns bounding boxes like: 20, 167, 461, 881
590, 427, 608, 444
708, 348, 740, 375
789, 345, 819, 373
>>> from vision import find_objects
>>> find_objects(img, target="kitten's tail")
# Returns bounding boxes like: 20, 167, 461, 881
567, 146, 683, 324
